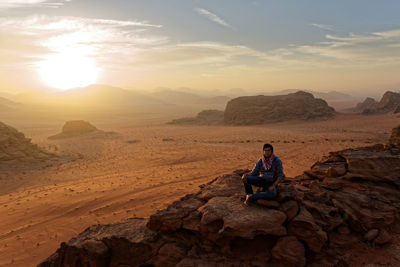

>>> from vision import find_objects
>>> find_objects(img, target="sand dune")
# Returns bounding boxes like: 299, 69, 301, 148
0, 113, 398, 266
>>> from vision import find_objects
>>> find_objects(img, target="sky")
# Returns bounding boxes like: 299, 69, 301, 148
1, 0, 400, 95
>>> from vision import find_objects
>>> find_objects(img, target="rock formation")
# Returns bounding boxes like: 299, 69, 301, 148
349, 97, 377, 113
0, 122, 56, 168
363, 91, 400, 114
49, 120, 116, 139
167, 110, 224, 125
388, 125, 400, 146
224, 91, 335, 125
39, 126, 400, 267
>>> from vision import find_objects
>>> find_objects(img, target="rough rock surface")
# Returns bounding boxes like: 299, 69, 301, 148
389, 125, 400, 146
363, 91, 400, 114
0, 121, 56, 168
40, 127, 400, 266
167, 110, 224, 125
49, 120, 116, 139
224, 91, 335, 125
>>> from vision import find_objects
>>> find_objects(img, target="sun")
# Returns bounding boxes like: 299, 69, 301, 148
38, 53, 99, 90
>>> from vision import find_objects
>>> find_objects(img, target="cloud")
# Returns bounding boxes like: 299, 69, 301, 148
0, 0, 70, 9
0, 15, 167, 71
195, 8, 231, 28
310, 23, 335, 32
1, 13, 400, 83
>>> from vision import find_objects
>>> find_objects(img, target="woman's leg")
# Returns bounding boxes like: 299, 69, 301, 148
243, 176, 268, 195
251, 187, 278, 201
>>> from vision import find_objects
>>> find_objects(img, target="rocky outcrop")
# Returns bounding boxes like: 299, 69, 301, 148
349, 97, 377, 113
167, 110, 224, 125
0, 121, 56, 167
388, 125, 400, 146
363, 91, 400, 114
224, 91, 335, 125
40, 127, 400, 266
49, 120, 116, 139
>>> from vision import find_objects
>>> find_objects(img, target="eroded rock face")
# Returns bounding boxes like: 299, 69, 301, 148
351, 97, 377, 113
0, 121, 56, 167
363, 91, 400, 114
40, 130, 400, 266
224, 91, 335, 125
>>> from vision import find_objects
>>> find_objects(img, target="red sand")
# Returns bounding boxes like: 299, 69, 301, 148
0, 113, 399, 266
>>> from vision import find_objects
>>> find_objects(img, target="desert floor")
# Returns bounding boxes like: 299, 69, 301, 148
0, 113, 399, 267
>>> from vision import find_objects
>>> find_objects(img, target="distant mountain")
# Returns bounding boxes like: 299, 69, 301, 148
150, 88, 230, 106
0, 97, 20, 111
14, 84, 168, 109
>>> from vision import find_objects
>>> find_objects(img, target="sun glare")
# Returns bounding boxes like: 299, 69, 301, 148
38, 53, 99, 90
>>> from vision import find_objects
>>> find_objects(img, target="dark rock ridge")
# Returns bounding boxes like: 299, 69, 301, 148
0, 121, 56, 167
224, 91, 335, 125
39, 127, 400, 266
167, 110, 224, 125
49, 120, 117, 139
362, 91, 400, 114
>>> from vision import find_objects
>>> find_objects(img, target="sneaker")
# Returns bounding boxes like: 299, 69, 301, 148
244, 194, 252, 206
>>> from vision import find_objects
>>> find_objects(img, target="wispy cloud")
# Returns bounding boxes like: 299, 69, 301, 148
0, 15, 167, 70
310, 23, 335, 32
0, 0, 71, 9
195, 8, 231, 28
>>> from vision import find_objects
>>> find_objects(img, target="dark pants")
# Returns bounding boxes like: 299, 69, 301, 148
244, 176, 278, 201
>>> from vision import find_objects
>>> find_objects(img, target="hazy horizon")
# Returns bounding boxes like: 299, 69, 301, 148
1, 0, 400, 97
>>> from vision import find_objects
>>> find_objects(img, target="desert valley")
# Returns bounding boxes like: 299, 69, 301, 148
1, 87, 400, 266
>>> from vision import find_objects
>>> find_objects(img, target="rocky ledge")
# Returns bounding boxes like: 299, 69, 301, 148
39, 126, 400, 267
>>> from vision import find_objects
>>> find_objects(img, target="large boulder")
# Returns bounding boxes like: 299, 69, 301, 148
224, 91, 335, 125
39, 126, 400, 266
363, 91, 400, 114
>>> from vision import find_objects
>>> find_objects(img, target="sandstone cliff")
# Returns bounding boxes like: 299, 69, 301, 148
363, 91, 400, 114
349, 97, 377, 113
224, 91, 335, 125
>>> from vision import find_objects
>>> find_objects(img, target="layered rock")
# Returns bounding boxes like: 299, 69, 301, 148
0, 121, 56, 166
167, 110, 224, 125
49, 120, 116, 139
363, 91, 400, 114
40, 128, 400, 266
224, 91, 335, 125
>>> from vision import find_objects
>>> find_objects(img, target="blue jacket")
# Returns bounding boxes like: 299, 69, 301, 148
249, 156, 284, 182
